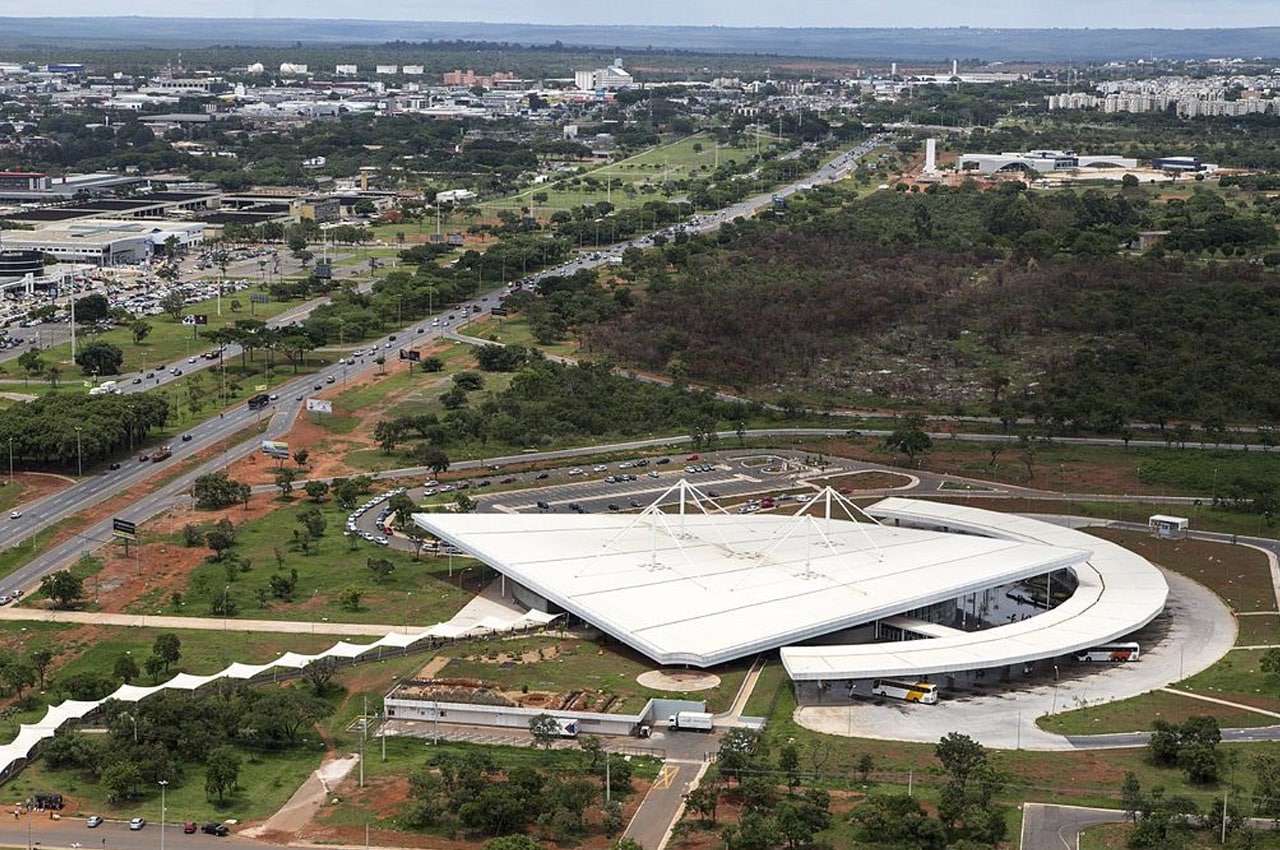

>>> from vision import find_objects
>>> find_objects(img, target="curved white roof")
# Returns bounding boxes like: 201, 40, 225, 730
780, 498, 1169, 680
413, 489, 1093, 668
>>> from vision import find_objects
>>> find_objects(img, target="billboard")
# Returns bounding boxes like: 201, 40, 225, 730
305, 398, 333, 414
112, 518, 137, 541
261, 440, 290, 459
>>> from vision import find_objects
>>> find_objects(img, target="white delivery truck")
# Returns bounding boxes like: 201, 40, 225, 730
555, 718, 579, 738
667, 711, 714, 732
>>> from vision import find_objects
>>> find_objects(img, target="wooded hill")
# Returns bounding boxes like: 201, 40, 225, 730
561, 182, 1280, 431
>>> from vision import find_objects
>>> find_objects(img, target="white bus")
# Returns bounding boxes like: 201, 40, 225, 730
870, 679, 939, 705
1074, 642, 1140, 663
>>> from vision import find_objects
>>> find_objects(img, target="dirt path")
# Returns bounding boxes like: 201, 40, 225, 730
241, 753, 360, 841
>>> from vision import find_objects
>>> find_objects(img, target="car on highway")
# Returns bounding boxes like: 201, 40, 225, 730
535, 472, 549, 480
8, 510, 19, 519
325, 375, 335, 384
181, 434, 192, 442
313, 384, 322, 391
86, 816, 103, 828
129, 818, 146, 830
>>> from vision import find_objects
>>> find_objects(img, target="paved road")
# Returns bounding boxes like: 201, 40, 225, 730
1020, 803, 1126, 850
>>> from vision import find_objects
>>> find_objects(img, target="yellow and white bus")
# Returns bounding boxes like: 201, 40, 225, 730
870, 679, 939, 704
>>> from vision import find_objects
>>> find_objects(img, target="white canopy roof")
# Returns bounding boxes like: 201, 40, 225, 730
413, 489, 1090, 668
780, 498, 1169, 680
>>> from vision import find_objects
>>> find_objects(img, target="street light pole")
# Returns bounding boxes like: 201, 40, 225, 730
7, 436, 12, 485
158, 779, 168, 850
74, 426, 82, 477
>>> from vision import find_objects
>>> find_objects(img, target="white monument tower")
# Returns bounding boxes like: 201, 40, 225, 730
924, 138, 938, 174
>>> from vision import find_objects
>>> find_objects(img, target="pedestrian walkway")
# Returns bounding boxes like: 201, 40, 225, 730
1160, 686, 1280, 719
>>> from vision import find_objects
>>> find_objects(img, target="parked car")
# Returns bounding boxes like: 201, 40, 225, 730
183, 822, 197, 834
129, 818, 146, 830
86, 816, 103, 828
202, 823, 230, 836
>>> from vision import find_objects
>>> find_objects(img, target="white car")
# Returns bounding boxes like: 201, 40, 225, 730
8, 510, 19, 519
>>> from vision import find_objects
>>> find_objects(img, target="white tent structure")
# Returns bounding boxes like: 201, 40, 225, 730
413, 485, 1131, 669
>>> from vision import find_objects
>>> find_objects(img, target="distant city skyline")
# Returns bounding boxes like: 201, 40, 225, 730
5, 0, 1280, 29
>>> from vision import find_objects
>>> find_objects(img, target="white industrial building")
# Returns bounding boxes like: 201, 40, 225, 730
958, 149, 1139, 175
414, 486, 1168, 689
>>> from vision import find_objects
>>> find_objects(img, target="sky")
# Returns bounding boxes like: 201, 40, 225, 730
6, 0, 1280, 28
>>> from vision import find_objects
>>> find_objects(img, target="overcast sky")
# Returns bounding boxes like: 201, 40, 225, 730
8, 0, 1280, 28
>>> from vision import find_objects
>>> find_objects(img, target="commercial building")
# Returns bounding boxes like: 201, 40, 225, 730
574, 60, 634, 92
958, 149, 1139, 175
0, 219, 205, 265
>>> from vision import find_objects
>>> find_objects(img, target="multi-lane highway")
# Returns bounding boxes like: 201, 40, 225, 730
0, 135, 896, 593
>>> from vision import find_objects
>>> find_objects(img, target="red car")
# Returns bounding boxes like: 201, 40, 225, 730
686, 453, 700, 461
183, 822, 197, 834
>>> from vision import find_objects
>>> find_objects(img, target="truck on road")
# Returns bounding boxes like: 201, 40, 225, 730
555, 718, 579, 738
247, 393, 270, 411
151, 445, 172, 462
667, 711, 714, 732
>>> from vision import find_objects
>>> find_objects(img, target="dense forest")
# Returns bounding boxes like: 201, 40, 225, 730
540, 182, 1280, 430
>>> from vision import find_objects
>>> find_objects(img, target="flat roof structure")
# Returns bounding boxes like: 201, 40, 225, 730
413, 487, 1093, 668
780, 498, 1168, 680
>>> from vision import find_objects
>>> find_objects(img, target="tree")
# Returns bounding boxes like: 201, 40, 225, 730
206, 528, 236, 561
301, 657, 338, 694
2, 661, 36, 698
338, 585, 362, 612
39, 570, 84, 609
936, 732, 988, 786
159, 290, 186, 321
293, 448, 310, 467
72, 293, 110, 324
274, 466, 300, 497
194, 472, 248, 509
886, 422, 932, 467
141, 654, 164, 681
418, 447, 451, 473
529, 713, 560, 749
365, 556, 396, 582
30, 648, 52, 691
113, 654, 140, 684
102, 759, 142, 802
130, 319, 152, 345
74, 341, 125, 376
303, 480, 329, 502
296, 507, 327, 539
483, 836, 544, 850
17, 350, 44, 386
152, 633, 182, 673
205, 745, 241, 804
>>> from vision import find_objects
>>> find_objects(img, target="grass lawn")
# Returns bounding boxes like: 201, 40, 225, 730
430, 634, 751, 714
39, 286, 295, 374
463, 315, 582, 360
1085, 529, 1275, 613
1237, 614, 1280, 646
1172, 648, 1280, 713
157, 499, 484, 626
7, 737, 325, 823
742, 654, 790, 718
1037, 688, 1277, 735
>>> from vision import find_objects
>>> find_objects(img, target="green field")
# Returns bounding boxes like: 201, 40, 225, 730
40, 285, 294, 375
155, 498, 487, 626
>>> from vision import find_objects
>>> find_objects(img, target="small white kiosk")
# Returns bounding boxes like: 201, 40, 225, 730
1148, 514, 1189, 539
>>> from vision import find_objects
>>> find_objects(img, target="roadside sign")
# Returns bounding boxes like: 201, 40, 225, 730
112, 518, 137, 541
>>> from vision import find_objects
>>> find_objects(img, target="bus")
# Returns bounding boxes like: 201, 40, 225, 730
870, 679, 939, 705
1074, 642, 1140, 662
